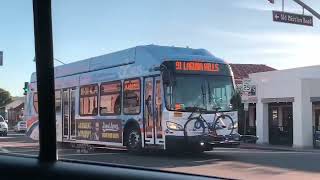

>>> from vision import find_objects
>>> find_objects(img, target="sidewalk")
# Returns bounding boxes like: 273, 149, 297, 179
240, 143, 320, 153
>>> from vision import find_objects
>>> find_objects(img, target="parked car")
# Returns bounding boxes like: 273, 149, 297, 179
0, 115, 8, 136
14, 121, 27, 133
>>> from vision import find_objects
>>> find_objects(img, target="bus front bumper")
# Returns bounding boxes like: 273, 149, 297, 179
165, 135, 240, 150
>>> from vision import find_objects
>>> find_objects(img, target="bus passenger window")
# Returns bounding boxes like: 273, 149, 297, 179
55, 90, 62, 114
79, 85, 98, 116
100, 81, 121, 115
123, 79, 141, 114
33, 93, 38, 113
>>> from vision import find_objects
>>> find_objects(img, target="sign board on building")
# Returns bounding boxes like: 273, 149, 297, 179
0, 51, 3, 66
272, 11, 313, 26
242, 78, 251, 92
241, 78, 257, 103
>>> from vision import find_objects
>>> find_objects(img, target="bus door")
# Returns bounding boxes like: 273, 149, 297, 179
143, 76, 164, 146
154, 76, 164, 145
62, 88, 76, 141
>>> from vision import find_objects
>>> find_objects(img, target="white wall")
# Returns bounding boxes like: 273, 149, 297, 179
249, 66, 320, 148
256, 102, 268, 144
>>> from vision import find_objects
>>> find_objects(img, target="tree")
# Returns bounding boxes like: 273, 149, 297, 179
0, 88, 12, 107
230, 90, 245, 135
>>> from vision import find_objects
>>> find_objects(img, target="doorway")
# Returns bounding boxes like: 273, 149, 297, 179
268, 103, 293, 146
62, 88, 76, 141
313, 103, 320, 131
143, 76, 164, 147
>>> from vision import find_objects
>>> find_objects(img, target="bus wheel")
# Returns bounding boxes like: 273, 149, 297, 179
126, 126, 142, 153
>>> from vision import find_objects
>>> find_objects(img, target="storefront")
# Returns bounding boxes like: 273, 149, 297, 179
268, 102, 293, 146
249, 65, 320, 148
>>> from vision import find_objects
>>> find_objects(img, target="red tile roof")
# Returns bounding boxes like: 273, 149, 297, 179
230, 64, 276, 84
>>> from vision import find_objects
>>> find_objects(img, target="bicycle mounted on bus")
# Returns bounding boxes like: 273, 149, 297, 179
183, 103, 237, 152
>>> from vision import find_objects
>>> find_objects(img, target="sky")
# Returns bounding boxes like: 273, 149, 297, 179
0, 0, 319, 96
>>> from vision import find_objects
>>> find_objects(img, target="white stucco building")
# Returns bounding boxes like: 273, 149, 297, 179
248, 65, 320, 148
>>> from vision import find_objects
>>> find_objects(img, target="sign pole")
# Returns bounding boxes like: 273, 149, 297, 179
244, 103, 249, 136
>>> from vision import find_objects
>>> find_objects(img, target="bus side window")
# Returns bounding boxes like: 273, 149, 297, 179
33, 92, 38, 113
123, 78, 141, 114
55, 90, 62, 114
79, 84, 98, 116
100, 81, 122, 115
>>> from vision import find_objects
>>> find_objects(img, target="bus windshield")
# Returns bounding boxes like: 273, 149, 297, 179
165, 75, 234, 112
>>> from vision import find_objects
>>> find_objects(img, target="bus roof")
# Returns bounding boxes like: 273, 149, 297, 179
30, 45, 227, 82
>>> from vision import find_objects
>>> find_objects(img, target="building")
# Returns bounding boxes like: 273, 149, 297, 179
230, 64, 276, 85
229, 64, 276, 136
249, 65, 320, 148
4, 97, 24, 128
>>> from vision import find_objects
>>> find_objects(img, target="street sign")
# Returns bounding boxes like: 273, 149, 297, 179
273, 11, 313, 26
242, 79, 251, 92
0, 51, 3, 66
241, 78, 257, 103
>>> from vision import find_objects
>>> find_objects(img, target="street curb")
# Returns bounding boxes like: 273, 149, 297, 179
239, 144, 320, 153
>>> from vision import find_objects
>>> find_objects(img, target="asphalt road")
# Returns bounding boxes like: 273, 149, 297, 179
1, 131, 320, 180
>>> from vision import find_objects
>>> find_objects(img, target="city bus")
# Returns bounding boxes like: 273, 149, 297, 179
24, 45, 238, 152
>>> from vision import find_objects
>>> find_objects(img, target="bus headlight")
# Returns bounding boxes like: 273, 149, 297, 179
228, 122, 238, 129
166, 121, 183, 131
233, 122, 238, 129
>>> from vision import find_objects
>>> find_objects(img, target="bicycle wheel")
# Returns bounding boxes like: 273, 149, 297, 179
184, 117, 206, 139
213, 114, 234, 136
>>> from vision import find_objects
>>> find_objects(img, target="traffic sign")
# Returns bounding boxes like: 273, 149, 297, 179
273, 11, 313, 26
242, 79, 251, 92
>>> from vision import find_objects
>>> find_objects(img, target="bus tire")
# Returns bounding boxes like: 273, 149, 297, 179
126, 125, 142, 153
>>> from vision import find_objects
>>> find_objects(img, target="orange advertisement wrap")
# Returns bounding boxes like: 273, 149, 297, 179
155, 80, 163, 139
144, 79, 153, 138
25, 116, 39, 140
76, 119, 122, 143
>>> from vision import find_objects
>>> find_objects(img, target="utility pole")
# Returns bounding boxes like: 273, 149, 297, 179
292, 0, 320, 20
267, 0, 320, 20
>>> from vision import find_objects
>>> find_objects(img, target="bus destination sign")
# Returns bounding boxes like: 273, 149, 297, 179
175, 61, 220, 73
